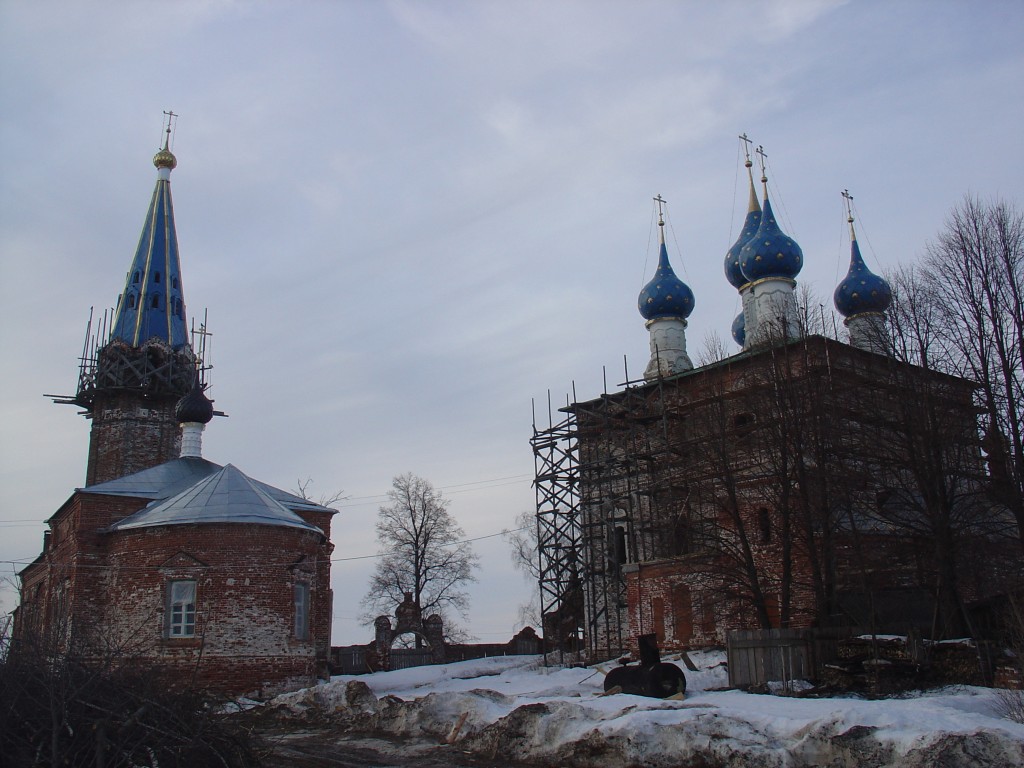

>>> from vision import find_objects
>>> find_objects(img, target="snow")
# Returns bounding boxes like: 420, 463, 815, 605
268, 651, 1024, 767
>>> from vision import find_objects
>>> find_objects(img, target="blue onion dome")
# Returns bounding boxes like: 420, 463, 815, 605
731, 311, 746, 347
739, 189, 803, 283
834, 222, 891, 318
724, 164, 762, 289
638, 217, 695, 321
175, 371, 214, 424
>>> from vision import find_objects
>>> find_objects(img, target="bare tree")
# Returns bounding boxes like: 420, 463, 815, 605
871, 265, 1013, 637
292, 476, 348, 508
795, 284, 841, 340
674, 370, 784, 631
924, 197, 1024, 552
3, 597, 259, 768
503, 510, 542, 628
696, 329, 731, 367
360, 473, 479, 640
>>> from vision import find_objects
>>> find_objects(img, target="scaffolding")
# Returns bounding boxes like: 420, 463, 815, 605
532, 368, 685, 663
49, 307, 213, 411
530, 391, 581, 663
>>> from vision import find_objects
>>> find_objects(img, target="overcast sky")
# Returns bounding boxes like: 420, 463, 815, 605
2, 0, 1022, 644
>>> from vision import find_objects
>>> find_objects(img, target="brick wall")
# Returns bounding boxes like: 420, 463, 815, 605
86, 392, 183, 485
569, 337, 1016, 662
17, 489, 334, 700
623, 546, 820, 656
101, 522, 332, 697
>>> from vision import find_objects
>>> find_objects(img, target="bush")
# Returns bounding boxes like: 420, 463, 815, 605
0, 651, 263, 767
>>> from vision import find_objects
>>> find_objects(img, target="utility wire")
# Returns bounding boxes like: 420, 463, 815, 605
0, 527, 531, 571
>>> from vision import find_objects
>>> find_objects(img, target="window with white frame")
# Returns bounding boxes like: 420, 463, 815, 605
168, 580, 196, 637
294, 582, 310, 640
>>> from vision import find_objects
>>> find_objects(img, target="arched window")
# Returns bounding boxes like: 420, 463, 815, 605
154, 272, 161, 283
152, 294, 160, 309
132, 271, 140, 284
172, 276, 179, 289
613, 526, 627, 565
127, 294, 136, 309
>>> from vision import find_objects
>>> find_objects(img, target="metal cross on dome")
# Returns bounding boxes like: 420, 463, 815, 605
654, 194, 667, 225
842, 188, 855, 223
162, 110, 178, 147
755, 144, 768, 179
739, 132, 754, 165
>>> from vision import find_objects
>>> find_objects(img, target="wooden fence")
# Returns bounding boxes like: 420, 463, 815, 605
727, 628, 850, 688
390, 648, 435, 670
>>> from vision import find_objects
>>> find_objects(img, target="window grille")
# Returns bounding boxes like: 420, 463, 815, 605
168, 580, 196, 637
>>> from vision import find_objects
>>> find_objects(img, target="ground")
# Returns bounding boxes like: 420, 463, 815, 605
260, 733, 503, 767
248, 651, 1024, 767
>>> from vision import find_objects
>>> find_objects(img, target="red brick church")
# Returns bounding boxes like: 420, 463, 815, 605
13, 126, 335, 698
534, 151, 1021, 661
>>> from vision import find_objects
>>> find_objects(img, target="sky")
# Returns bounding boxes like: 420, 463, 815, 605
1, 0, 1023, 645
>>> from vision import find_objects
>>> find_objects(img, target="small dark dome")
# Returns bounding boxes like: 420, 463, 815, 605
731, 311, 746, 347
176, 373, 214, 424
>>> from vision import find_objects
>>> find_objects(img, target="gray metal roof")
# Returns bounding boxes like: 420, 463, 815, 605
80, 456, 336, 514
108, 464, 323, 534
82, 457, 222, 500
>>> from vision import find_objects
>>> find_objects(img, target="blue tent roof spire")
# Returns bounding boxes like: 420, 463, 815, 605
109, 116, 188, 350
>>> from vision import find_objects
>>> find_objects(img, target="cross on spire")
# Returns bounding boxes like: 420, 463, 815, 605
161, 110, 178, 150
739, 133, 753, 167
654, 194, 667, 226
755, 144, 768, 183
842, 188, 855, 223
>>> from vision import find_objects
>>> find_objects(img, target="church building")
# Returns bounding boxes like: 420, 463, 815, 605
13, 127, 336, 698
533, 146, 1019, 661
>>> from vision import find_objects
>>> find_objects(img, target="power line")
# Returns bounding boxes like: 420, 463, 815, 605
334, 473, 532, 508
0, 527, 530, 572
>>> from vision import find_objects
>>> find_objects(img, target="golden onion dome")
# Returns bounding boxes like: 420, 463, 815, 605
153, 147, 177, 170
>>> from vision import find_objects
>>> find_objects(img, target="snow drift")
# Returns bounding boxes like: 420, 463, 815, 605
267, 651, 1024, 767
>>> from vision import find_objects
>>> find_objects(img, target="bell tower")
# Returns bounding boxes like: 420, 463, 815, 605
53, 114, 205, 485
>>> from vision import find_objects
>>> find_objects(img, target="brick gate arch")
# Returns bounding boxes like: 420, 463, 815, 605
374, 592, 446, 671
